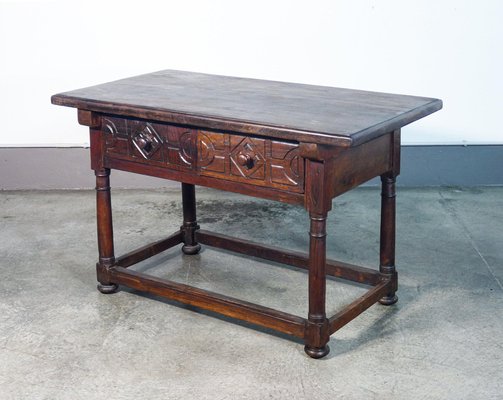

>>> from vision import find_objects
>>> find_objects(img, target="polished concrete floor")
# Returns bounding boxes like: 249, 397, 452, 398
1, 187, 502, 399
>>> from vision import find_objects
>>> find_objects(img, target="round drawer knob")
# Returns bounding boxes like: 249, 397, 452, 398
137, 136, 152, 152
237, 153, 254, 169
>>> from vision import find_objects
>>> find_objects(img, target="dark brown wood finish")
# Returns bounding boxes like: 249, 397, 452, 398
378, 130, 401, 305
52, 70, 442, 147
111, 266, 306, 338
105, 157, 305, 205
181, 183, 201, 255
303, 159, 331, 358
53, 70, 442, 359
95, 168, 117, 294
101, 116, 305, 193
195, 230, 382, 285
115, 231, 183, 268
329, 279, 392, 334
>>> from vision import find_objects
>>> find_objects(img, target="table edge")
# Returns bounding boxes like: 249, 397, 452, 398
51, 94, 442, 147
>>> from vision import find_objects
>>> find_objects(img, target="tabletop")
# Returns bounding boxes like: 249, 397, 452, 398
52, 70, 442, 147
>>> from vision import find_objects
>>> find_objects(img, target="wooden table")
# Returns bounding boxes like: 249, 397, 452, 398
52, 70, 442, 358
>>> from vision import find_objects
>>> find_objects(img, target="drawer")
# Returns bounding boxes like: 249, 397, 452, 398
101, 116, 304, 193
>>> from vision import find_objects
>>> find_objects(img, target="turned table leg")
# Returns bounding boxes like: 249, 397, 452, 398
181, 183, 201, 255
379, 174, 398, 305
304, 212, 330, 358
95, 168, 118, 294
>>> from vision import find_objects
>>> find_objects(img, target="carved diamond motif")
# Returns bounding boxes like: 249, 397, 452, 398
230, 137, 265, 178
132, 124, 162, 159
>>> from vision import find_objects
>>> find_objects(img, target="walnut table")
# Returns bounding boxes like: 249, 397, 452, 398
52, 70, 442, 358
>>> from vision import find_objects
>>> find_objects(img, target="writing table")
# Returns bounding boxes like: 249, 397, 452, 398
52, 70, 442, 358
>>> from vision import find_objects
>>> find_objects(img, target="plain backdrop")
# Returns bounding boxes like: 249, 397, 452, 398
0, 0, 501, 147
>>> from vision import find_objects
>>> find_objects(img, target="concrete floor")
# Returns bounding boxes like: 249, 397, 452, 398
0, 187, 502, 399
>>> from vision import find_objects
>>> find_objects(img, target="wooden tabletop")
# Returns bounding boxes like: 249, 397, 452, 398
52, 70, 442, 147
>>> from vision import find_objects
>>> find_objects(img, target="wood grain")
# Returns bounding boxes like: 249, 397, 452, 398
101, 116, 305, 193
51, 70, 443, 358
196, 229, 382, 285
111, 266, 306, 338
51, 69, 442, 147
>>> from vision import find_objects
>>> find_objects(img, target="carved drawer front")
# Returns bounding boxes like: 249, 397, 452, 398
102, 116, 304, 193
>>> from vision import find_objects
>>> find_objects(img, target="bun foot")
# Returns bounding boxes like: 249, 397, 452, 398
97, 283, 118, 294
379, 294, 398, 305
304, 344, 330, 359
182, 243, 201, 255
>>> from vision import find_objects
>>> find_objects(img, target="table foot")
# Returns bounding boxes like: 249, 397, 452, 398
97, 283, 118, 294
379, 294, 398, 305
182, 243, 201, 255
304, 344, 330, 359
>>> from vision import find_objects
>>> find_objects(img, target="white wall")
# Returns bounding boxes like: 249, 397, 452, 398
1, 0, 501, 146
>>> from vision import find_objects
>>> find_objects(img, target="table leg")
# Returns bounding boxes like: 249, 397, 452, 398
181, 183, 201, 255
95, 168, 118, 294
304, 212, 330, 358
379, 174, 398, 305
